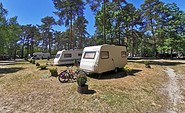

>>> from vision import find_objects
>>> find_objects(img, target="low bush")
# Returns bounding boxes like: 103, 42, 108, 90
32, 60, 35, 64
77, 73, 87, 86
49, 68, 58, 77
24, 57, 28, 61
123, 66, 133, 75
36, 62, 40, 66
39, 65, 47, 70
144, 61, 151, 68
29, 59, 32, 63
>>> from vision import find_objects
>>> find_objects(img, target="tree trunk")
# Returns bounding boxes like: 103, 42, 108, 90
48, 32, 52, 55
31, 38, 34, 56
21, 43, 24, 58
26, 42, 29, 57
79, 33, 82, 49
70, 6, 73, 49
150, 18, 157, 57
118, 27, 121, 45
131, 25, 134, 57
170, 48, 173, 59
70, 22, 73, 49
13, 45, 17, 60
103, 0, 106, 44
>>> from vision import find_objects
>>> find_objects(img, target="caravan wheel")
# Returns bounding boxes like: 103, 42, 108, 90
114, 67, 119, 73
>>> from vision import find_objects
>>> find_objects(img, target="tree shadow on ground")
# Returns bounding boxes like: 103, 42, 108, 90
128, 69, 142, 76
88, 69, 142, 80
0, 61, 30, 66
129, 60, 185, 66
0, 67, 25, 75
85, 89, 96, 94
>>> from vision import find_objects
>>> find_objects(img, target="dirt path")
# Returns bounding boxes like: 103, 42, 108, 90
0, 61, 15, 66
165, 67, 183, 113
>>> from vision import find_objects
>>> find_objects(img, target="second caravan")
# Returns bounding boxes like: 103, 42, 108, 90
80, 45, 127, 74
31, 52, 50, 59
54, 49, 82, 65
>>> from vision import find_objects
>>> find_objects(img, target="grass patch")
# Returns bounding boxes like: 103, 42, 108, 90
41, 74, 51, 78
0, 59, 175, 112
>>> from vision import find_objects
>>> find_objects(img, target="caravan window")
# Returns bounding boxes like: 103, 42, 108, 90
83, 52, 96, 59
121, 51, 126, 58
64, 53, 72, 58
78, 53, 82, 56
101, 51, 109, 59
55, 54, 60, 58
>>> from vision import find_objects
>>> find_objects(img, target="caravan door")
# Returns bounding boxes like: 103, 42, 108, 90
80, 51, 99, 73
54, 52, 62, 65
98, 51, 115, 73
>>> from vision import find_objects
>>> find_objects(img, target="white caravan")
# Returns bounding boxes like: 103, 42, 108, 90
54, 49, 83, 65
32, 52, 50, 59
80, 45, 127, 74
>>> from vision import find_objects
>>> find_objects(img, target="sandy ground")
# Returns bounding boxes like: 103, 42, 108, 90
165, 67, 184, 113
129, 59, 185, 112
0, 61, 15, 65
1, 59, 185, 112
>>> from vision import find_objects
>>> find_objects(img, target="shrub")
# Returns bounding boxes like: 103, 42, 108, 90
123, 66, 132, 75
25, 57, 28, 61
39, 65, 47, 70
74, 60, 79, 67
49, 68, 58, 77
144, 61, 151, 68
36, 62, 40, 66
144, 61, 149, 65
32, 60, 35, 64
77, 73, 87, 86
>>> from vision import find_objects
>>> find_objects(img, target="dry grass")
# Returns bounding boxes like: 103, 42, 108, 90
1, 59, 182, 113
170, 63, 185, 112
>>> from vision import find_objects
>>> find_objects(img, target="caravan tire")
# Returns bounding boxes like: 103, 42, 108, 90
114, 68, 119, 73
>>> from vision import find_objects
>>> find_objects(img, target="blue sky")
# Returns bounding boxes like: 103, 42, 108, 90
0, 0, 184, 36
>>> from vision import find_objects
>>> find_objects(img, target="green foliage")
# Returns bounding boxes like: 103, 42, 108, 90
123, 66, 133, 74
73, 16, 89, 49
40, 16, 56, 54
39, 65, 47, 70
94, 1, 142, 49
53, 0, 85, 26
53, 0, 85, 49
77, 73, 87, 86
29, 59, 35, 64
54, 31, 69, 50
41, 74, 51, 78
144, 61, 151, 68
24, 57, 28, 61
32, 60, 35, 64
73, 60, 78, 67
144, 61, 150, 65
0, 3, 8, 54
36, 62, 40, 66
0, 3, 21, 56
1, 1, 185, 58
49, 68, 58, 77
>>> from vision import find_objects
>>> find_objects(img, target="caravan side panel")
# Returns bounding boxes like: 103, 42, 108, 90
54, 50, 82, 65
97, 46, 115, 73
80, 46, 101, 73
112, 46, 127, 68
96, 45, 127, 73
80, 45, 127, 74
